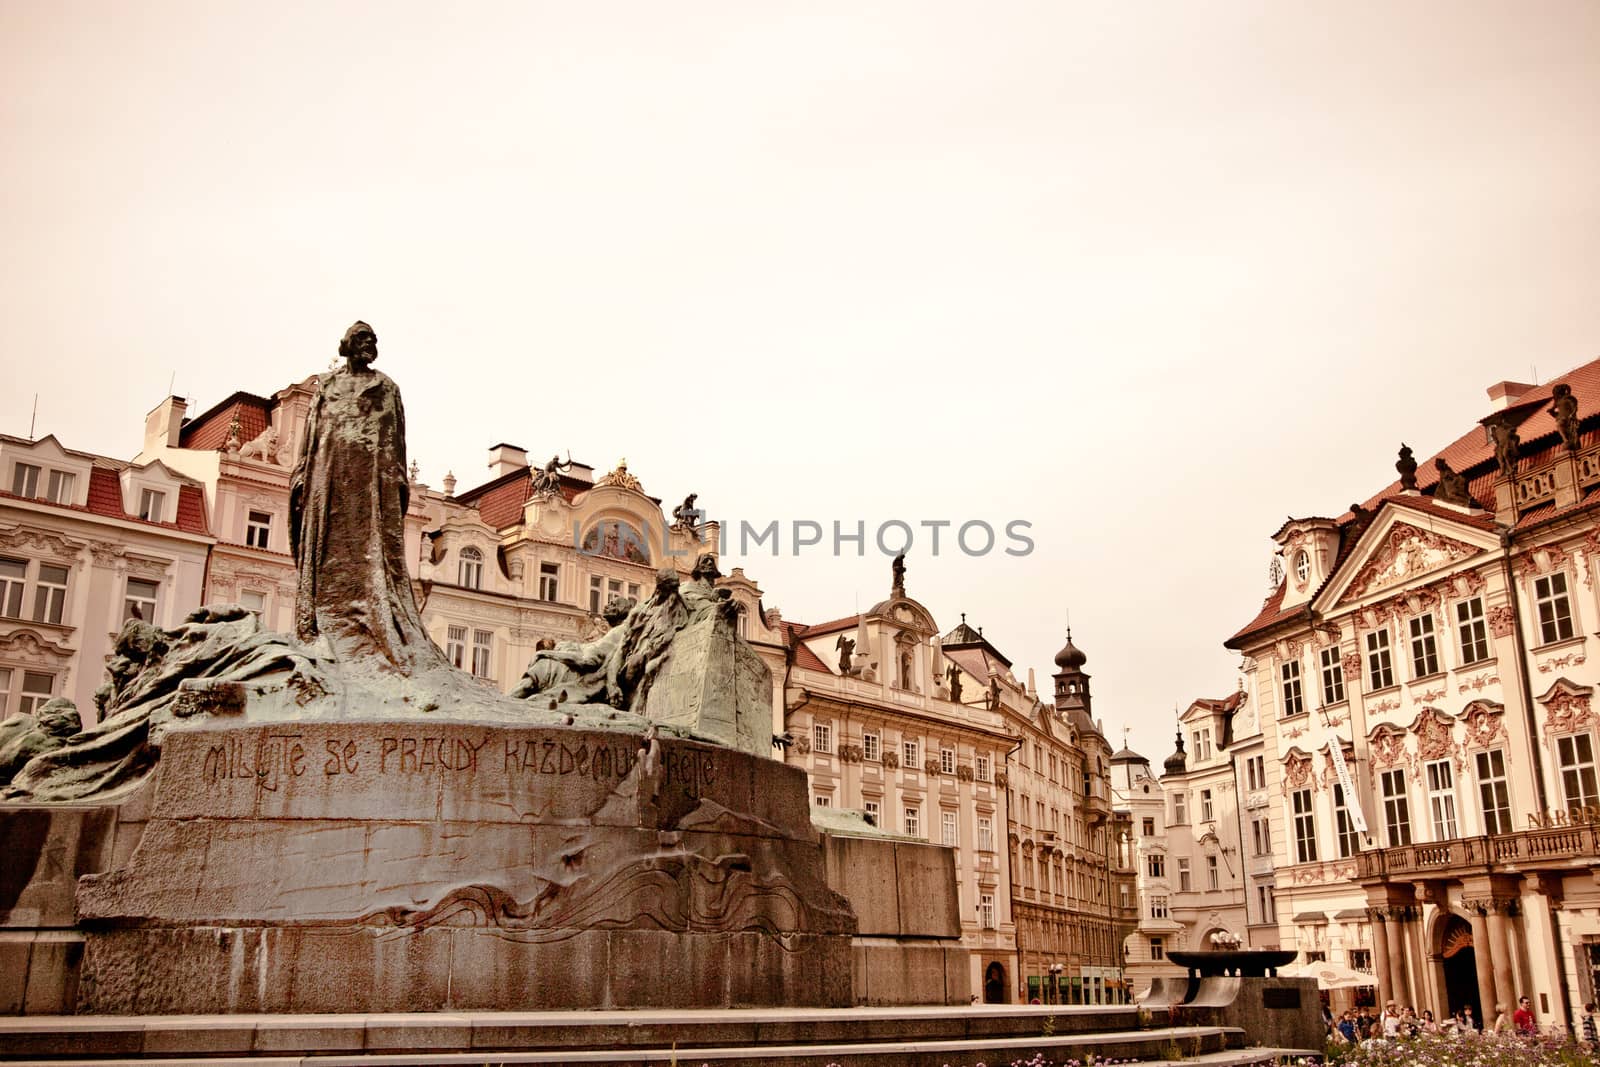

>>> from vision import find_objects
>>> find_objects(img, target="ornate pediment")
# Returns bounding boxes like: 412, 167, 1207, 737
0, 524, 87, 562
0, 628, 74, 662
1536, 677, 1595, 738
1339, 523, 1480, 603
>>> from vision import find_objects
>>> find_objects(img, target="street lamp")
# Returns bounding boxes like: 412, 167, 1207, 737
1048, 962, 1064, 1004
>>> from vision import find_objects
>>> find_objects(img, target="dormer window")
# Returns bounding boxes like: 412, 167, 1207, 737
458, 546, 484, 590
11, 463, 40, 497
45, 470, 74, 504
1293, 550, 1310, 585
138, 488, 165, 522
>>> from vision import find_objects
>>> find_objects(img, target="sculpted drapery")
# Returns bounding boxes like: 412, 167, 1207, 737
290, 321, 448, 673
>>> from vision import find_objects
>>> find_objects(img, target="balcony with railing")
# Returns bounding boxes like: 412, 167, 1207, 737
1353, 824, 1600, 882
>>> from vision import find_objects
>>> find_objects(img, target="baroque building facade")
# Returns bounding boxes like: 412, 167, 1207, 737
1225, 362, 1600, 1030
1, 432, 212, 726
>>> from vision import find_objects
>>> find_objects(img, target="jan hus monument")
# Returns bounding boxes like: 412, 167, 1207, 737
0, 322, 854, 1012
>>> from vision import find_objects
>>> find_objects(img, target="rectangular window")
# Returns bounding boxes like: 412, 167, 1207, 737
1142, 817, 1155, 836
1200, 788, 1214, 822
1173, 792, 1187, 824
1556, 733, 1599, 810
1408, 614, 1440, 677
538, 562, 559, 602
975, 754, 991, 781
471, 630, 493, 678
19, 671, 54, 717
588, 575, 603, 614
814, 794, 831, 807
812, 722, 832, 754
978, 815, 993, 851
1280, 660, 1304, 717
862, 730, 880, 762
1475, 749, 1512, 835
1333, 784, 1361, 857
1246, 755, 1265, 792
458, 549, 484, 590
240, 590, 266, 620
446, 625, 466, 669
941, 810, 957, 847
1426, 759, 1458, 840
1146, 853, 1165, 878
124, 577, 158, 622
1457, 597, 1490, 665
1535, 573, 1576, 644
31, 564, 67, 625
1206, 854, 1220, 890
608, 578, 623, 601
1177, 857, 1191, 891
12, 462, 41, 498
138, 488, 165, 522
1257, 883, 1276, 923
1348, 949, 1372, 973
903, 806, 920, 838
627, 582, 640, 600
1149, 936, 1165, 960
1380, 768, 1412, 846
940, 746, 955, 775
45, 469, 75, 504
0, 668, 10, 716
1150, 895, 1169, 919
0, 557, 24, 617
1292, 788, 1317, 863
979, 892, 995, 929
1366, 630, 1394, 689
1320, 647, 1346, 704
1251, 814, 1271, 856
245, 510, 272, 550
902, 739, 919, 768
863, 800, 879, 826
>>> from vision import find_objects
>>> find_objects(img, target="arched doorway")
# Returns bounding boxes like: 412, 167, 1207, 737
1439, 914, 1480, 1020
984, 961, 1008, 1004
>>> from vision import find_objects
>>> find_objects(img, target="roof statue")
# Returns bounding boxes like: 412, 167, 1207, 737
1550, 383, 1581, 452
1484, 414, 1521, 478
531, 451, 572, 497
1395, 443, 1418, 491
891, 552, 906, 597
1432, 457, 1472, 508
672, 492, 701, 530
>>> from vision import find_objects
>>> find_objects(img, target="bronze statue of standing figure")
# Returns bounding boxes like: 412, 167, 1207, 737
290, 321, 449, 674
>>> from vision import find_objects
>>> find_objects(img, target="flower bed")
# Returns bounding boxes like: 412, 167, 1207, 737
1325, 1029, 1598, 1067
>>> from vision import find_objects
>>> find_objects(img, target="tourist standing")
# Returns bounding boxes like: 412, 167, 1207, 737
1514, 996, 1536, 1035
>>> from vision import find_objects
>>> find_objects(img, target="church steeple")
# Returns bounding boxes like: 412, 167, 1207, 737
1052, 627, 1092, 720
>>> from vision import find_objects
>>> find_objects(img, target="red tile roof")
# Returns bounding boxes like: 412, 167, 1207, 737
86, 466, 125, 518
180, 392, 273, 451
1, 466, 210, 537
792, 614, 862, 637
464, 470, 533, 529
792, 641, 832, 673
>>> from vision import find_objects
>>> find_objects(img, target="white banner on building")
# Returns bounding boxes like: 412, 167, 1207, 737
1326, 734, 1368, 833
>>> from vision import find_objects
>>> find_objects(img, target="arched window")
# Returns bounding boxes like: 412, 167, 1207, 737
458, 546, 483, 589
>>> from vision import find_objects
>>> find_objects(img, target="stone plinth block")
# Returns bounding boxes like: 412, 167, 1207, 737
73, 720, 855, 1013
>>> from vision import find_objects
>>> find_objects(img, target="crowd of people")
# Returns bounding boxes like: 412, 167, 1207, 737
1325, 997, 1600, 1047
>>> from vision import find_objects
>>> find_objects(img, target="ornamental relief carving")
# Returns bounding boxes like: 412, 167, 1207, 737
1458, 671, 1500, 695
1368, 725, 1408, 770
1411, 685, 1447, 704
0, 628, 74, 662
0, 525, 87, 561
1537, 681, 1595, 737
1410, 707, 1460, 768
1537, 650, 1587, 674
1314, 626, 1342, 649
1487, 605, 1516, 638
1281, 750, 1314, 794
1318, 745, 1357, 789
1514, 543, 1570, 579
1342, 523, 1477, 602
1342, 652, 1363, 680
1369, 696, 1401, 714
837, 744, 864, 764
124, 555, 173, 579
1582, 529, 1600, 589
1460, 700, 1506, 749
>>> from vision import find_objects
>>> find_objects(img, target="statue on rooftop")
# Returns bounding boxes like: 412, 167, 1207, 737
891, 553, 906, 596
1551, 384, 1581, 452
290, 321, 449, 674
1395, 444, 1418, 491
1485, 414, 1522, 479
1432, 458, 1472, 508
946, 663, 963, 704
672, 493, 701, 530
532, 452, 572, 497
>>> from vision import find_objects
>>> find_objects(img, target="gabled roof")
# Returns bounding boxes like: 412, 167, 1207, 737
180, 391, 274, 450
774, 620, 840, 673
2, 465, 209, 536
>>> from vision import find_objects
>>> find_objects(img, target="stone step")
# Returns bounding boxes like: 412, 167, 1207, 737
0, 1025, 1246, 1065
0, 1008, 1251, 1064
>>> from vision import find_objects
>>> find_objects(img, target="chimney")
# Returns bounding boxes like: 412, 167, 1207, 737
143, 396, 187, 452
1487, 381, 1536, 412
487, 443, 529, 479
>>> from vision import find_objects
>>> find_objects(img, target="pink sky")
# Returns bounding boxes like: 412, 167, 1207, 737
4, 1, 1599, 763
